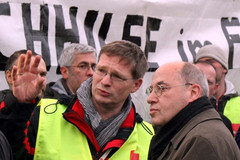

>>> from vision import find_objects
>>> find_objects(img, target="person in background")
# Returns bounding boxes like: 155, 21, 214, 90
195, 61, 233, 135
195, 62, 218, 98
195, 44, 240, 136
0, 44, 97, 160
0, 40, 154, 160
44, 43, 97, 99
236, 126, 240, 149
147, 61, 240, 160
0, 130, 13, 160
0, 50, 46, 159
0, 50, 47, 102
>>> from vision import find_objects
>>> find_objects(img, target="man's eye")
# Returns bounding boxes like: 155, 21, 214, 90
208, 81, 214, 85
111, 73, 126, 81
97, 68, 105, 73
79, 65, 87, 69
206, 60, 216, 64
159, 86, 167, 91
40, 72, 47, 77
112, 74, 122, 79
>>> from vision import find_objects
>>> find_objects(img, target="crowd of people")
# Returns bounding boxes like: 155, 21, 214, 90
0, 41, 239, 160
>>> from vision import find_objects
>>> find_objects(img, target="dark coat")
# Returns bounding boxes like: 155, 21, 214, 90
157, 108, 240, 160
236, 126, 240, 149
0, 130, 13, 160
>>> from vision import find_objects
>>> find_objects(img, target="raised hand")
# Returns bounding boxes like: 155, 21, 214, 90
11, 50, 45, 103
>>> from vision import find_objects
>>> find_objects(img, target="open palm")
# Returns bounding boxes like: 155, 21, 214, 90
12, 51, 45, 103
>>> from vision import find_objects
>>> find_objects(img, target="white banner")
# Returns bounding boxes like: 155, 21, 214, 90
0, 0, 240, 121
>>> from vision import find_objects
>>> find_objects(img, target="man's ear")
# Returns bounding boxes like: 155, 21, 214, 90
189, 84, 201, 102
223, 68, 227, 74
60, 66, 69, 80
131, 78, 143, 93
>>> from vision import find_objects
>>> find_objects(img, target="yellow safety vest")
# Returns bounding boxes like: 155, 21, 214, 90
34, 99, 154, 160
223, 96, 240, 136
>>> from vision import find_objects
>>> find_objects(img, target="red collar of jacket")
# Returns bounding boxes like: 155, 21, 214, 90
63, 97, 136, 155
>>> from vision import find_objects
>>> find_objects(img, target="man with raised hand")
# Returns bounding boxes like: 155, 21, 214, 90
0, 40, 154, 160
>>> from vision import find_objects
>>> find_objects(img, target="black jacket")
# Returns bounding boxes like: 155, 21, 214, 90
0, 79, 73, 160
236, 126, 240, 149
0, 130, 13, 160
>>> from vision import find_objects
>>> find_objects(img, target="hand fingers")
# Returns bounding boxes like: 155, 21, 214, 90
11, 66, 18, 83
30, 55, 41, 74
24, 50, 32, 72
17, 54, 25, 75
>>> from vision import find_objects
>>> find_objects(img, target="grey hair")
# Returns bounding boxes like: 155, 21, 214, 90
181, 62, 209, 97
58, 43, 96, 67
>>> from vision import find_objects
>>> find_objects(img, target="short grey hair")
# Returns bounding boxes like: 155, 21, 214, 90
181, 63, 209, 97
58, 43, 96, 67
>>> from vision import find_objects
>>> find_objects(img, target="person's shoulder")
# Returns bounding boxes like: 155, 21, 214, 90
186, 114, 236, 146
135, 121, 155, 137
181, 109, 230, 139
183, 119, 239, 156
0, 90, 7, 102
226, 94, 240, 103
225, 79, 238, 95
0, 89, 11, 98
0, 131, 13, 160
44, 81, 62, 99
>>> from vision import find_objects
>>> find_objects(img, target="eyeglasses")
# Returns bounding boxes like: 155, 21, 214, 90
94, 66, 134, 82
69, 63, 96, 71
146, 83, 193, 97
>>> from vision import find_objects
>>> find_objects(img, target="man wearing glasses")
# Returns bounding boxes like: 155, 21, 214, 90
45, 43, 97, 98
0, 40, 154, 160
147, 62, 240, 160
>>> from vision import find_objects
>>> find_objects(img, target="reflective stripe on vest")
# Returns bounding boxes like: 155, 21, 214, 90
34, 99, 154, 160
223, 96, 240, 136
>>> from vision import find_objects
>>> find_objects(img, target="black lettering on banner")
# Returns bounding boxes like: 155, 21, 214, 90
177, 29, 188, 62
187, 40, 212, 60
178, 28, 212, 62
55, 5, 79, 72
0, 2, 10, 15
122, 15, 143, 46
177, 40, 188, 62
221, 17, 240, 69
145, 17, 161, 58
98, 13, 112, 47
145, 17, 161, 71
0, 2, 10, 70
84, 10, 98, 48
22, 3, 51, 70
0, 52, 8, 71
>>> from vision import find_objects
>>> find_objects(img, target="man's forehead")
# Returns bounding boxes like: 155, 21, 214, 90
153, 71, 178, 85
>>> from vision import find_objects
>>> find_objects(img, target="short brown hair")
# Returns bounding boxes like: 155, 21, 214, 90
99, 40, 148, 79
